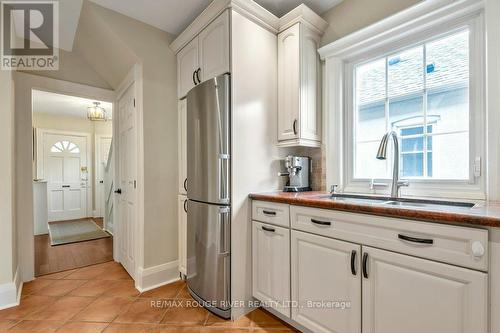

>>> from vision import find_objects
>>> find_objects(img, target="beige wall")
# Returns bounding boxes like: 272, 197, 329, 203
0, 69, 17, 285
32, 113, 113, 212
320, 0, 422, 46
84, 1, 179, 269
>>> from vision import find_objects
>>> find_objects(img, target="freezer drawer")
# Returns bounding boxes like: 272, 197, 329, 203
186, 74, 230, 205
187, 200, 231, 316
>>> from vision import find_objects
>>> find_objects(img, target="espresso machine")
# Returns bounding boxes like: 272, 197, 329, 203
279, 155, 312, 192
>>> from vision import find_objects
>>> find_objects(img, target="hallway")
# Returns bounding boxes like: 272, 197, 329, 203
35, 218, 113, 277
0, 262, 296, 332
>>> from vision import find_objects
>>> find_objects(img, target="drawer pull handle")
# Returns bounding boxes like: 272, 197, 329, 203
350, 250, 357, 276
398, 234, 434, 245
262, 210, 276, 216
362, 252, 369, 278
311, 218, 331, 226
262, 226, 275, 232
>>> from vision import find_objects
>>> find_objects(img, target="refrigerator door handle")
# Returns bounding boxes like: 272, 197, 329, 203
218, 154, 230, 203
218, 207, 230, 256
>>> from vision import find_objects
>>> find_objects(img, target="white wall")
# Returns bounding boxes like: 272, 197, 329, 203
0, 69, 20, 308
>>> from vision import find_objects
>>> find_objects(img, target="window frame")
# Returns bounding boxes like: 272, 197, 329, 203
341, 14, 485, 199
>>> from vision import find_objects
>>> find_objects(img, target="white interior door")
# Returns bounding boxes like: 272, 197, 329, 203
44, 134, 88, 222
117, 83, 137, 278
96, 135, 112, 218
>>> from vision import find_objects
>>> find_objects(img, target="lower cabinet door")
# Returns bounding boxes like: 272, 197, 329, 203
362, 246, 488, 333
252, 221, 290, 317
291, 230, 361, 333
178, 195, 187, 276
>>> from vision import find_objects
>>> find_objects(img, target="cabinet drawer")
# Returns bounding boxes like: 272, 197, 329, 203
252, 201, 290, 227
290, 205, 489, 271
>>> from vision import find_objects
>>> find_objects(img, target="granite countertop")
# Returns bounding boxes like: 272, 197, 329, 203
249, 191, 500, 228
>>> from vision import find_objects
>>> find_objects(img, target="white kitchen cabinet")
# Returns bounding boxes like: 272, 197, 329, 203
291, 230, 361, 333
362, 246, 488, 333
199, 10, 230, 82
178, 99, 187, 195
252, 221, 291, 317
177, 10, 230, 99
177, 37, 199, 99
178, 195, 188, 276
278, 23, 322, 147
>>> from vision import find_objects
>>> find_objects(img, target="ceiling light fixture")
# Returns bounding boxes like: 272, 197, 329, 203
87, 101, 108, 121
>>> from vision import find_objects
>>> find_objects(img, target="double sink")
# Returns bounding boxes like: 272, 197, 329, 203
322, 193, 475, 209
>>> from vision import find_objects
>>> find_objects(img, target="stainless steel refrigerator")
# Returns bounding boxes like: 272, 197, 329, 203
186, 73, 231, 319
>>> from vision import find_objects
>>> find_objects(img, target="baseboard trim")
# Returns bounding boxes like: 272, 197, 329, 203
135, 260, 180, 292
0, 266, 23, 310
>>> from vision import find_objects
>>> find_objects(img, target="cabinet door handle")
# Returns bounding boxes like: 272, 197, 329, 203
62, 185, 70, 188
292, 119, 298, 135
362, 252, 369, 279
196, 68, 201, 84
183, 178, 188, 192
262, 210, 276, 216
183, 199, 188, 213
311, 218, 331, 226
398, 234, 434, 245
262, 226, 275, 232
350, 250, 357, 275
192, 70, 197, 85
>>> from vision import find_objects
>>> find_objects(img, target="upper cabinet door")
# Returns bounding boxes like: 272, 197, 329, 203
291, 230, 362, 333
300, 24, 321, 142
278, 23, 300, 142
177, 37, 199, 99
362, 246, 488, 333
199, 11, 230, 84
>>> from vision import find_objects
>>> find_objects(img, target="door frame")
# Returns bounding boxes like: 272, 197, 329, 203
95, 133, 113, 218
15, 72, 115, 281
113, 63, 144, 282
36, 128, 93, 219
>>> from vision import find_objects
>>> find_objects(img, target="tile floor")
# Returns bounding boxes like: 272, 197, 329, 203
0, 262, 297, 332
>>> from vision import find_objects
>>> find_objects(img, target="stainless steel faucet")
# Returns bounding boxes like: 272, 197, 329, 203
376, 131, 409, 198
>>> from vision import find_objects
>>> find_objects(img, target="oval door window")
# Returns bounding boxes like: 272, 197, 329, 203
50, 140, 80, 154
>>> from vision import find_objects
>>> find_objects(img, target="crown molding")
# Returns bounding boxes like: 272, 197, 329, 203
318, 0, 484, 60
278, 4, 328, 35
169, 0, 328, 54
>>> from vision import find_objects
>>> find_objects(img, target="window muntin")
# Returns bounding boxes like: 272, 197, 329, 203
353, 29, 470, 181
50, 140, 80, 154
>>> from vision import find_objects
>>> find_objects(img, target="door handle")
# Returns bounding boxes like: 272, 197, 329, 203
310, 218, 331, 226
292, 119, 298, 135
351, 250, 357, 276
362, 252, 369, 279
398, 234, 434, 245
262, 226, 275, 232
196, 68, 201, 84
62, 185, 70, 188
262, 210, 276, 216
114, 189, 122, 194
183, 199, 188, 213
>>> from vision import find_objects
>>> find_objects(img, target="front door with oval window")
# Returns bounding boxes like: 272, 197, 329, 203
43, 133, 88, 221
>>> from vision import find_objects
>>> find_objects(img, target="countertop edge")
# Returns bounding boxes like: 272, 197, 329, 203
249, 193, 500, 228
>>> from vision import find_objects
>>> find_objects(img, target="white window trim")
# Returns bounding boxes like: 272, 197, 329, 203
319, 0, 487, 200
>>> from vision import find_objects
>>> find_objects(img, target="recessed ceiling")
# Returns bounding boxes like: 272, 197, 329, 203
32, 90, 112, 120
88, 0, 342, 36
255, 0, 343, 17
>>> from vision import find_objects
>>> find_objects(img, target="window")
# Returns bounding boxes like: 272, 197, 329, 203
51, 140, 80, 154
353, 29, 470, 181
